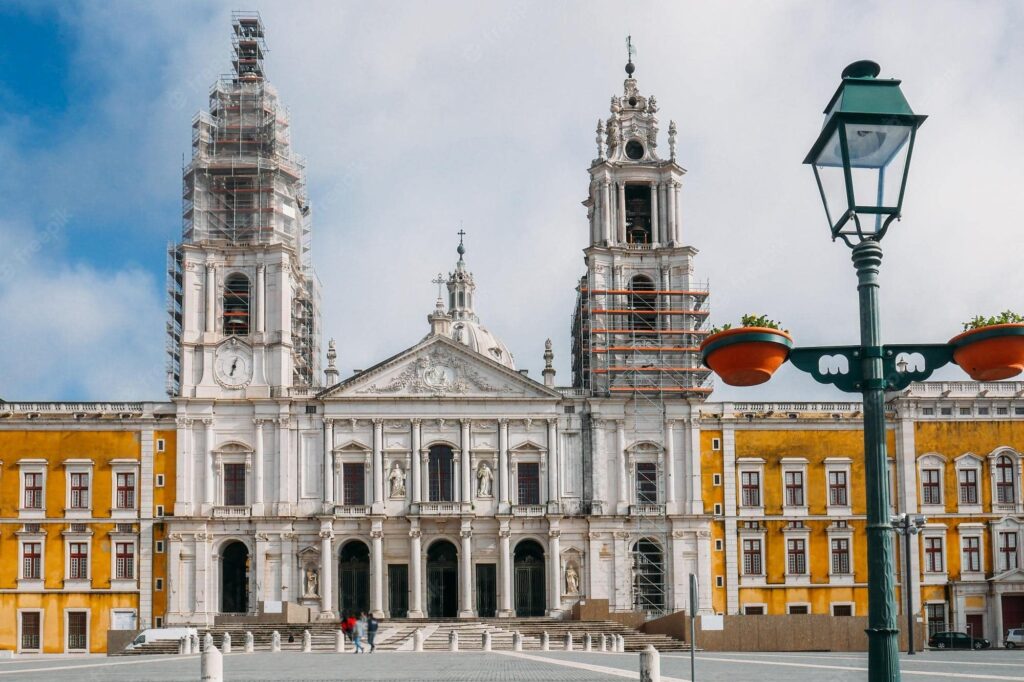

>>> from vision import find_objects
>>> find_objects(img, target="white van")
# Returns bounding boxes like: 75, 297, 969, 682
1006, 628, 1024, 649
126, 627, 198, 650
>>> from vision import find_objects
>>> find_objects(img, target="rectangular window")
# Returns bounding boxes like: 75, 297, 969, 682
69, 542, 88, 580
428, 449, 455, 502
921, 469, 942, 505
715, 576, 724, 588
787, 538, 807, 575
223, 463, 246, 506
67, 611, 87, 650
713, 503, 722, 515
831, 538, 851, 575
829, 471, 848, 506
155, 541, 164, 553
23, 542, 41, 579
743, 605, 764, 615
69, 472, 89, 509
343, 463, 366, 505
833, 604, 853, 617
115, 543, 135, 580
712, 438, 721, 451
999, 532, 1019, 571
23, 473, 43, 509
715, 539, 723, 551
712, 473, 721, 486
922, 408, 935, 416
116, 472, 136, 509
155, 505, 164, 517
742, 539, 762, 575
962, 537, 981, 572
156, 438, 165, 452
926, 603, 946, 636
155, 617, 163, 628
635, 462, 658, 504
21, 612, 41, 650
925, 537, 944, 573
517, 463, 541, 505
155, 474, 165, 488
958, 469, 978, 505
740, 471, 760, 507
788, 604, 809, 614
155, 578, 164, 591
785, 471, 804, 507
996, 456, 1017, 504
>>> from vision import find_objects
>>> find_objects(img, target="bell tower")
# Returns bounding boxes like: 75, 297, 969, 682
571, 48, 710, 398
166, 12, 321, 399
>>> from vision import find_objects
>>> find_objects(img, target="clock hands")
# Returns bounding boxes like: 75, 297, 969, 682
229, 358, 238, 376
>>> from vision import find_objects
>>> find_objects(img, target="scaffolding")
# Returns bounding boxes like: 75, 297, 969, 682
166, 12, 320, 395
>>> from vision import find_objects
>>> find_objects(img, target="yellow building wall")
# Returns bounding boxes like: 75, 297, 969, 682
700, 430, 727, 612
0, 592, 138, 653
152, 429, 176, 625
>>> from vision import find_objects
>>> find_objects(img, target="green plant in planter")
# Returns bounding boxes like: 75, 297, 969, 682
710, 314, 786, 336
962, 310, 1024, 331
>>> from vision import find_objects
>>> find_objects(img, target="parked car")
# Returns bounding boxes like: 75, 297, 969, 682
928, 631, 991, 650
1005, 628, 1024, 649
126, 627, 198, 650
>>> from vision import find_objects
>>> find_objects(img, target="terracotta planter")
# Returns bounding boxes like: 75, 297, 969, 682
700, 327, 794, 387
949, 323, 1024, 381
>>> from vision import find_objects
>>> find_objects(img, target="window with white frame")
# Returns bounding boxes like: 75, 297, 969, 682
787, 538, 807, 575
926, 603, 947, 636
635, 461, 659, 505
994, 453, 1018, 506
831, 538, 851, 575
742, 539, 762, 575
780, 458, 808, 515
62, 460, 93, 517
741, 471, 760, 507
110, 461, 140, 517
22, 541, 42, 580
824, 458, 853, 514
69, 473, 89, 510
737, 458, 765, 514
959, 468, 979, 504
18, 610, 42, 652
954, 453, 982, 512
115, 542, 135, 580
785, 471, 804, 507
19, 460, 47, 517
961, 535, 982, 574
918, 455, 945, 510
65, 610, 88, 652
924, 536, 944, 573
827, 521, 854, 584
24, 472, 44, 509
998, 531, 1019, 572
68, 541, 89, 580
116, 472, 136, 509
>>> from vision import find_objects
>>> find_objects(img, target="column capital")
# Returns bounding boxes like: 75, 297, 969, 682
176, 417, 192, 428
410, 418, 422, 426
370, 530, 383, 540
372, 418, 384, 426
460, 418, 471, 427
664, 418, 676, 429
202, 418, 214, 427
499, 529, 511, 539
498, 418, 509, 426
254, 417, 266, 427
409, 529, 422, 539
546, 418, 557, 426
323, 417, 335, 426
548, 529, 561, 539
460, 529, 473, 539
278, 417, 291, 427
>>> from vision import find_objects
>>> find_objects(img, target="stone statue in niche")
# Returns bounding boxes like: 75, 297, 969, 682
565, 563, 580, 595
388, 461, 406, 497
303, 566, 319, 598
476, 461, 493, 498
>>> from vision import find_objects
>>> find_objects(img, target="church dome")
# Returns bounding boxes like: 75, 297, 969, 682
450, 319, 515, 369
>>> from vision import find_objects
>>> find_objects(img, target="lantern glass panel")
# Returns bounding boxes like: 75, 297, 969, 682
812, 128, 848, 229
844, 122, 913, 231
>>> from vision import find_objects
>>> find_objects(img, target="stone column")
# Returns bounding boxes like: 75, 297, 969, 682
255, 264, 265, 333
459, 524, 474, 617
280, 532, 295, 606
602, 181, 612, 244
205, 262, 216, 332
498, 525, 513, 617
204, 419, 215, 507
673, 182, 682, 243
411, 420, 422, 504
548, 527, 562, 616
175, 419, 192, 515
547, 419, 559, 510
617, 182, 627, 243
371, 527, 384, 617
372, 419, 384, 508
409, 526, 424, 617
319, 527, 334, 618
460, 420, 472, 505
420, 448, 430, 503
616, 420, 628, 513
498, 419, 510, 510
323, 418, 334, 506
650, 184, 660, 244
697, 530, 713, 614
659, 183, 668, 242
667, 183, 677, 245
688, 417, 704, 515
254, 419, 265, 508
592, 182, 601, 245
278, 417, 292, 512
664, 420, 676, 507
195, 533, 210, 620
591, 419, 606, 513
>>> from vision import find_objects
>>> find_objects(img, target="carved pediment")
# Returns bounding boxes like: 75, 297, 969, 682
320, 336, 561, 401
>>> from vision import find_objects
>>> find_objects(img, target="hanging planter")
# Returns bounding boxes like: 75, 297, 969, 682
700, 315, 793, 387
950, 311, 1024, 381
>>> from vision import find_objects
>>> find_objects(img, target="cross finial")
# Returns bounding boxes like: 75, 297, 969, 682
456, 227, 466, 261
625, 36, 636, 77
431, 272, 446, 299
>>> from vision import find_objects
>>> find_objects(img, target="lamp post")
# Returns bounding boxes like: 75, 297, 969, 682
891, 513, 927, 655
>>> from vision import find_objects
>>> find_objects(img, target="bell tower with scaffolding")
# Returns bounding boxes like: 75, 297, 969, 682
166, 12, 321, 399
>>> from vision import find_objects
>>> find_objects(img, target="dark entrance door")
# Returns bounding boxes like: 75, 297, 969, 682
426, 540, 458, 617
221, 541, 249, 613
966, 613, 985, 640
476, 563, 497, 617
514, 540, 546, 617
339, 541, 370, 617
388, 564, 409, 618
1003, 595, 1024, 635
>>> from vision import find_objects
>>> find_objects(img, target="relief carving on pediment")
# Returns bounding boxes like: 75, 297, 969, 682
357, 346, 514, 396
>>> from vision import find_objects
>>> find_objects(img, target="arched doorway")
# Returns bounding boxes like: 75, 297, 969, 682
339, 541, 370, 617
514, 540, 546, 617
632, 538, 666, 614
221, 541, 249, 614
426, 540, 458, 617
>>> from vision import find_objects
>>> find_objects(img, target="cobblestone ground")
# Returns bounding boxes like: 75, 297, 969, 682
1, 649, 1021, 681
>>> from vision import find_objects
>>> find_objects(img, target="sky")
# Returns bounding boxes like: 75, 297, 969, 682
0, 0, 1022, 403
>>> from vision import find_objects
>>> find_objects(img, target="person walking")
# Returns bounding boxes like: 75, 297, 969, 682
367, 613, 379, 653
352, 612, 367, 654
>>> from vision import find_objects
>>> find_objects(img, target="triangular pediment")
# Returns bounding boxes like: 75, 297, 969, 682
318, 335, 562, 400
991, 567, 1024, 583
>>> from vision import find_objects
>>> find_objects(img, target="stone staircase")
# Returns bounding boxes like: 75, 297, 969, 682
115, 617, 687, 655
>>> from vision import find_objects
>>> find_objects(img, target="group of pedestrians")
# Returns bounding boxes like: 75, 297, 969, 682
339, 612, 379, 653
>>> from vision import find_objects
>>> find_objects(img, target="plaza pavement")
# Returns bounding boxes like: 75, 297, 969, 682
0, 649, 1021, 681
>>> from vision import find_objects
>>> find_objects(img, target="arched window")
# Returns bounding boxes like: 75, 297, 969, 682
632, 538, 665, 614
223, 273, 251, 335
996, 455, 1017, 505
428, 445, 455, 502
624, 184, 652, 244
629, 275, 657, 331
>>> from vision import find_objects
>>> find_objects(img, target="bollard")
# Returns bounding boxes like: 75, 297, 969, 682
192, 634, 200, 653
540, 631, 549, 651
244, 631, 254, 653
565, 632, 574, 651
449, 629, 459, 652
271, 630, 281, 653
639, 644, 660, 682
203, 632, 214, 653
302, 629, 312, 653
513, 631, 522, 652
180, 636, 191, 655
222, 632, 232, 654
584, 633, 592, 652
482, 631, 491, 652
200, 644, 223, 682
619, 635, 626, 653
413, 629, 424, 652
336, 629, 346, 653
600, 634, 607, 652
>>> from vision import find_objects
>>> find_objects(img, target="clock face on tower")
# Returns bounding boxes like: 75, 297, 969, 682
214, 340, 253, 388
